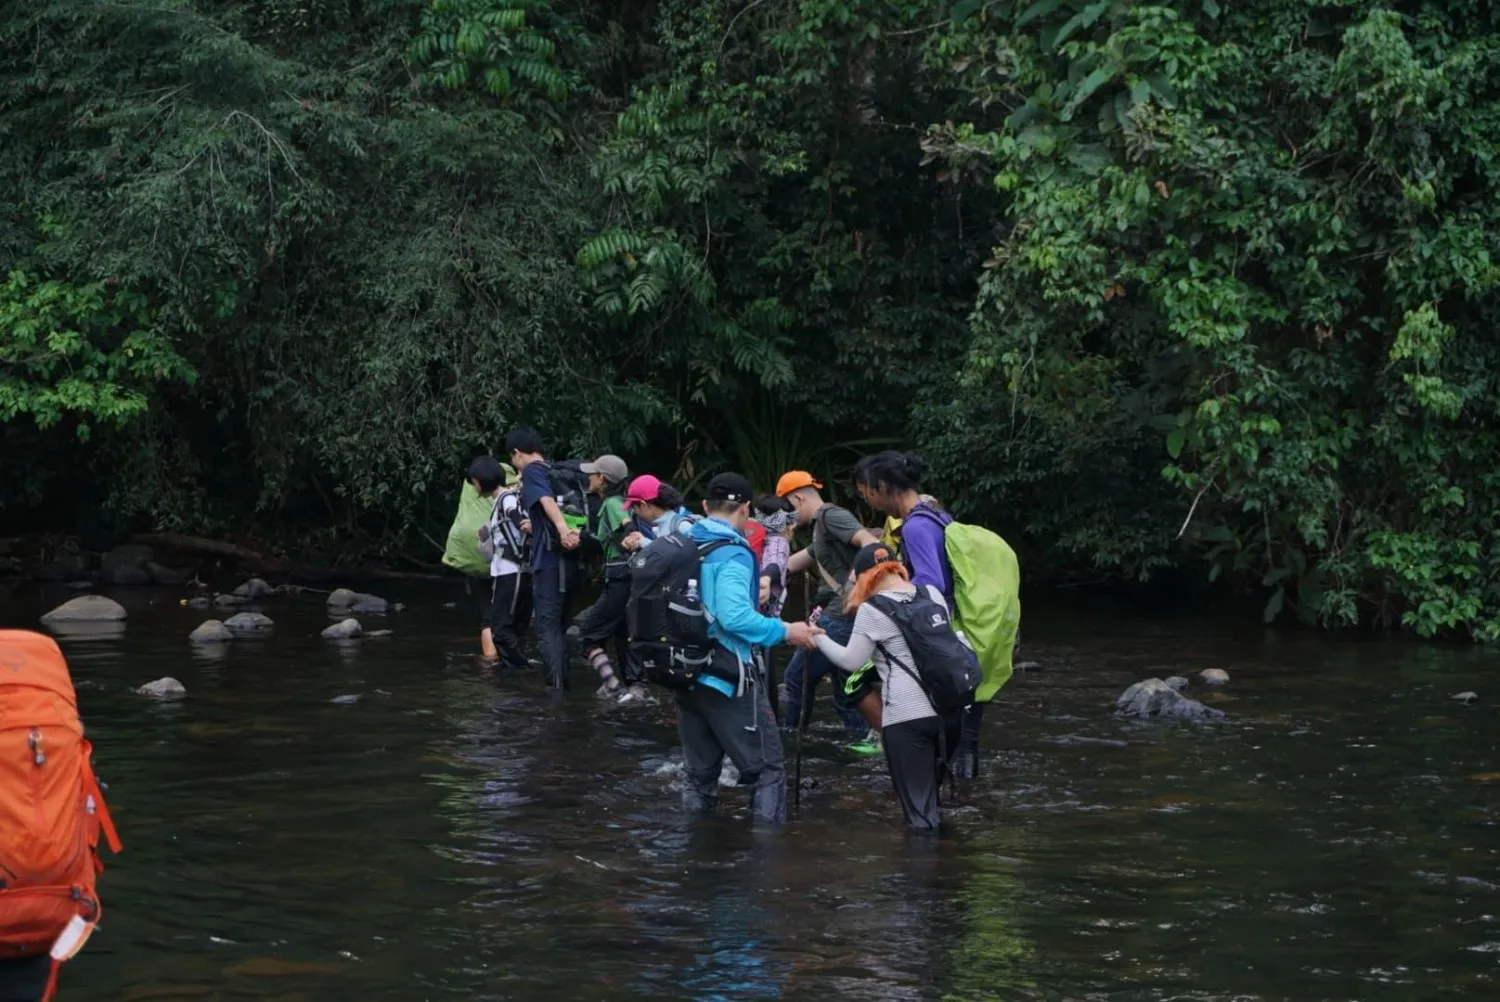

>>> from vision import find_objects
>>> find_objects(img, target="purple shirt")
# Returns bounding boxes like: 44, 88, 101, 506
902, 503, 953, 608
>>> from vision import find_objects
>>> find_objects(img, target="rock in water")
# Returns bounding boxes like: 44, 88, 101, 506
326, 588, 387, 614
1116, 678, 1225, 721
233, 577, 276, 599
1164, 676, 1190, 692
363, 629, 393, 638
189, 620, 234, 644
330, 694, 362, 705
213, 593, 250, 608
326, 588, 359, 608
322, 618, 363, 640
186, 596, 213, 610
137, 677, 186, 700
146, 561, 193, 586
1200, 668, 1231, 685
1453, 691, 1479, 705
223, 612, 274, 633
100, 544, 154, 586
41, 595, 127, 625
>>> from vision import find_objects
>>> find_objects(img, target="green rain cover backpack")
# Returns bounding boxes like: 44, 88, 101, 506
443, 480, 501, 577
908, 512, 1021, 702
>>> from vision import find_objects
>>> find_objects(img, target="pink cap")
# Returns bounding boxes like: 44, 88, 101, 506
625, 474, 662, 509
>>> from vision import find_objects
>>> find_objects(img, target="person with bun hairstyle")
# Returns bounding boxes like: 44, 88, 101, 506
853, 451, 982, 780
812, 542, 961, 831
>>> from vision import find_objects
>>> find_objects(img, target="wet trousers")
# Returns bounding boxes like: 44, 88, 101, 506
883, 713, 963, 832
677, 674, 786, 824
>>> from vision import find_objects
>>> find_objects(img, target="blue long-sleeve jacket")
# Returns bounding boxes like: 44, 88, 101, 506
691, 516, 788, 667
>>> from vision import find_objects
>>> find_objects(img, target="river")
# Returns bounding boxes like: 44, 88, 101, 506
3, 583, 1497, 1001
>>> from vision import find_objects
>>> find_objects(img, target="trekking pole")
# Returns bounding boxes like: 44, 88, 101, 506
793, 573, 812, 811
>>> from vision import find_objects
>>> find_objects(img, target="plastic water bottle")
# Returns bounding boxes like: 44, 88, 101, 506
686, 579, 699, 603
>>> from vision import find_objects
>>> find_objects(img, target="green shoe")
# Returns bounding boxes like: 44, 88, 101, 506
847, 730, 882, 755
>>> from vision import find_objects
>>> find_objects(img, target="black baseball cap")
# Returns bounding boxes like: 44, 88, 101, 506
705, 472, 754, 503
852, 542, 899, 578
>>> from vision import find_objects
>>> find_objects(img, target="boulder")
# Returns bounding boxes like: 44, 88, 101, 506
327, 588, 387, 614
233, 577, 276, 599
351, 594, 388, 615
223, 612, 274, 633
41, 595, 127, 625
1453, 691, 1479, 705
1163, 676, 1190, 692
1115, 678, 1225, 721
326, 588, 359, 607
214, 593, 250, 608
137, 677, 187, 700
186, 596, 213, 610
100, 544, 154, 586
36, 551, 90, 582
146, 561, 193, 586
189, 620, 234, 644
322, 618, 363, 640
1200, 668, 1231, 686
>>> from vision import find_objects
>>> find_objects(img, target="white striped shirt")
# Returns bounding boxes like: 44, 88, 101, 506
814, 584, 946, 727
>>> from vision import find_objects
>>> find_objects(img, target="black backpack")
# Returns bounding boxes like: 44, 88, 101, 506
626, 534, 733, 690
867, 591, 981, 715
545, 459, 593, 521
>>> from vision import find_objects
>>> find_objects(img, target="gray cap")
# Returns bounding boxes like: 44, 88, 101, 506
581, 454, 629, 484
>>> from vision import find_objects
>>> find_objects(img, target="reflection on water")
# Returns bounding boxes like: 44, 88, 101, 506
1, 582, 1496, 1001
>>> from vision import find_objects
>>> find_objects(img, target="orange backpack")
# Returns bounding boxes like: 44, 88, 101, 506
0, 630, 121, 1000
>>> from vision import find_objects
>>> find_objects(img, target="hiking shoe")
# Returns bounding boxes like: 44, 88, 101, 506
617, 684, 655, 705
595, 681, 622, 699
847, 730, 882, 755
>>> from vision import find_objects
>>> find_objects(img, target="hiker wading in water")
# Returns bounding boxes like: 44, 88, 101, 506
569, 455, 647, 701
508, 427, 581, 691
813, 543, 962, 831
855, 450, 988, 779
776, 471, 880, 749
677, 473, 820, 824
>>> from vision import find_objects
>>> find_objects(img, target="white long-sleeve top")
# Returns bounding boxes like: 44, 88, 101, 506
814, 584, 947, 727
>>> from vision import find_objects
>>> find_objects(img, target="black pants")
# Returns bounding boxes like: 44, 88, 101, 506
952, 701, 986, 780
569, 575, 631, 680
677, 670, 786, 824
0, 956, 50, 1002
532, 561, 576, 690
481, 572, 532, 670
883, 714, 963, 832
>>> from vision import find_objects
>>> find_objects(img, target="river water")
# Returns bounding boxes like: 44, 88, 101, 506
3, 583, 1497, 1001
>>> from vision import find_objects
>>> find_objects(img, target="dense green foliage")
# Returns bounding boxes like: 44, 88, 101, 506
2, 0, 1497, 637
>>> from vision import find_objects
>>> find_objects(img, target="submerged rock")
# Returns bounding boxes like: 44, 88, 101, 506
223, 612, 274, 633
363, 629, 393, 638
327, 588, 388, 614
1453, 691, 1479, 705
137, 677, 186, 700
65, 580, 94, 591
189, 620, 234, 644
322, 618, 363, 640
100, 544, 154, 585
186, 596, 213, 610
213, 593, 249, 608
1200, 668, 1231, 685
233, 577, 276, 599
41, 595, 127, 625
330, 694, 362, 705
1164, 676, 1190, 692
1116, 678, 1224, 721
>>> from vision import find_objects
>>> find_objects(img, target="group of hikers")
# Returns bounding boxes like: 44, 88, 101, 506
0, 432, 1020, 1002
448, 428, 1022, 832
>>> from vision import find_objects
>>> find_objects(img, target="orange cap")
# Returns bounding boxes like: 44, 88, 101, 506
775, 470, 823, 497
